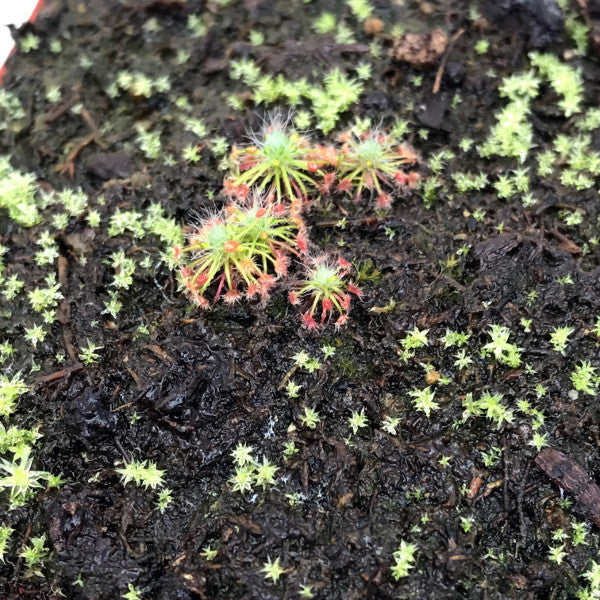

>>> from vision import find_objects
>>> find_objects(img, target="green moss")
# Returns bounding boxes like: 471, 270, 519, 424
0, 158, 40, 226
530, 51, 583, 117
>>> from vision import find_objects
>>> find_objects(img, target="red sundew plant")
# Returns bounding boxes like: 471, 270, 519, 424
227, 115, 331, 206
336, 129, 419, 207
289, 256, 362, 330
177, 114, 426, 326
176, 198, 304, 307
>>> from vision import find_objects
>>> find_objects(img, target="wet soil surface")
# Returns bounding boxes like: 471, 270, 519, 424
1, 0, 600, 598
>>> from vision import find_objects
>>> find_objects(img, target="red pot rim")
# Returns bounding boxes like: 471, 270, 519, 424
0, 0, 47, 85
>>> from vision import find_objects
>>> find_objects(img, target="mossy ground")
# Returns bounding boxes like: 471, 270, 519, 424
1, 0, 600, 598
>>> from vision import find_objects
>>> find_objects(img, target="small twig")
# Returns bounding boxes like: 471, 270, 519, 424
126, 367, 141, 388
536, 448, 600, 528
55, 132, 96, 178
37, 84, 82, 128
115, 438, 130, 462
112, 400, 136, 412
550, 229, 582, 255
34, 363, 83, 385
118, 532, 133, 555
81, 107, 107, 150
80, 108, 99, 136
56, 256, 79, 363
517, 462, 531, 546
63, 327, 79, 364
439, 273, 465, 292
57, 255, 69, 288
277, 364, 299, 391
433, 28, 465, 94
112, 386, 151, 412
143, 344, 173, 366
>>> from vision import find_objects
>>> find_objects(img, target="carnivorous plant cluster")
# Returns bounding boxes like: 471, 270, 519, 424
177, 114, 420, 327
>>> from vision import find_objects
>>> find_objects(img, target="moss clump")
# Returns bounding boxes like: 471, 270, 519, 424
0, 158, 40, 227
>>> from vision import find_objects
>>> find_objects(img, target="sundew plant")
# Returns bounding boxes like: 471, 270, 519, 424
177, 113, 420, 327
2, 1, 600, 596
227, 114, 327, 204
177, 197, 304, 306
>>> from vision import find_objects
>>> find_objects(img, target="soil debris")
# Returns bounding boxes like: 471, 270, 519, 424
390, 29, 448, 67
535, 448, 600, 528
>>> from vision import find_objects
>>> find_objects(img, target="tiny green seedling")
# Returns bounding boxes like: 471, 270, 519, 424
116, 460, 165, 490
19, 535, 48, 576
572, 521, 588, 546
300, 407, 321, 429
0, 525, 12, 562
460, 516, 475, 534
123, 584, 143, 600
283, 441, 299, 459
293, 351, 322, 372
529, 432, 548, 451
482, 325, 522, 368
298, 583, 315, 599
28, 274, 63, 312
0, 447, 60, 508
156, 488, 173, 512
548, 544, 567, 565
254, 456, 278, 489
321, 344, 336, 359
441, 329, 470, 348
200, 546, 218, 561
390, 540, 417, 580
454, 350, 473, 369
230, 443, 255, 466
313, 12, 336, 34
262, 556, 286, 583
463, 392, 513, 428
438, 455, 451, 468
348, 409, 368, 434
550, 326, 574, 355
229, 465, 255, 494
285, 380, 302, 398
381, 415, 400, 435
0, 373, 28, 417
408, 386, 438, 417
571, 361, 599, 395
79, 340, 103, 365
401, 327, 429, 355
